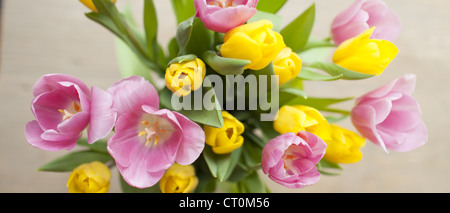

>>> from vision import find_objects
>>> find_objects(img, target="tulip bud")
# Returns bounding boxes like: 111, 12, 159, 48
324, 124, 365, 164
79, 0, 117, 12
274, 105, 331, 142
332, 27, 399, 75
160, 163, 199, 193
204, 111, 245, 154
273, 47, 302, 85
165, 58, 206, 97
220, 20, 286, 70
67, 161, 111, 193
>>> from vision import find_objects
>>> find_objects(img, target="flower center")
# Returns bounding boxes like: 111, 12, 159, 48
209, 0, 235, 8
58, 101, 81, 121
138, 115, 174, 147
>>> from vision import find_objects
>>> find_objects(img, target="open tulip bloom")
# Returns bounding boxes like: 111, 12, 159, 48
26, 0, 427, 193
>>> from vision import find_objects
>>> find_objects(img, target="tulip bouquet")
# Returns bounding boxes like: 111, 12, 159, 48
25, 0, 428, 193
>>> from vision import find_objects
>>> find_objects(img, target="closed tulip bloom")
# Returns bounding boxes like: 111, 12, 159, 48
79, 0, 117, 12
324, 124, 365, 164
67, 161, 111, 193
273, 47, 302, 85
204, 111, 245, 154
261, 131, 327, 188
274, 105, 331, 142
332, 27, 399, 75
194, 0, 259, 33
220, 20, 286, 70
165, 58, 206, 97
160, 163, 199, 193
331, 0, 401, 45
351, 74, 428, 152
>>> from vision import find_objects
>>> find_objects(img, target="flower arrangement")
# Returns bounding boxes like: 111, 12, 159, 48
25, 0, 428, 193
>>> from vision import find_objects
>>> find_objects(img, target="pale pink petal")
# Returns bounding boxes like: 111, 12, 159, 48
107, 112, 143, 168
171, 111, 205, 165
32, 74, 90, 97
364, 0, 401, 41
194, 0, 258, 33
331, 0, 366, 28
107, 76, 159, 116
351, 104, 388, 152
117, 158, 165, 189
25, 121, 79, 151
202, 6, 257, 33
378, 121, 428, 152
88, 86, 117, 144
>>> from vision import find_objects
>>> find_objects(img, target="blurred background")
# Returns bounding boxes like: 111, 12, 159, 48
1, 0, 449, 193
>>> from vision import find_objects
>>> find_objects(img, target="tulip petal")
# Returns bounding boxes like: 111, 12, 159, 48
32, 74, 90, 97
25, 120, 79, 151
171, 111, 205, 165
117, 160, 165, 189
88, 86, 117, 144
107, 76, 159, 116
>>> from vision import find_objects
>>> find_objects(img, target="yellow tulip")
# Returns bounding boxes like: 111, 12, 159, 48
67, 161, 111, 193
204, 111, 245, 154
165, 58, 206, 97
220, 20, 286, 70
273, 47, 302, 85
324, 124, 365, 164
273, 105, 331, 142
79, 0, 117, 12
332, 27, 399, 75
160, 163, 199, 193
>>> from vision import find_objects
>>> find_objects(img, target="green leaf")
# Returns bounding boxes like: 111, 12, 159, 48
286, 96, 353, 108
298, 67, 343, 81
258, 121, 280, 142
76, 138, 108, 153
143, 0, 159, 61
317, 159, 343, 176
247, 11, 283, 32
167, 54, 198, 66
202, 50, 250, 75
218, 147, 243, 182
203, 146, 243, 182
170, 0, 196, 24
325, 115, 349, 123
193, 155, 217, 193
309, 62, 375, 80
202, 146, 219, 178
176, 16, 194, 55
168, 37, 180, 60
119, 173, 161, 193
159, 86, 224, 128
256, 0, 288, 14
184, 17, 213, 57
280, 3, 315, 52
237, 171, 267, 193
278, 76, 307, 106
241, 135, 263, 169
37, 150, 113, 172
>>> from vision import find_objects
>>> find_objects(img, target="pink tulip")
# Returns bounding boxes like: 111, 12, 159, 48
194, 0, 259, 33
25, 74, 116, 151
261, 131, 327, 189
331, 0, 401, 45
103, 76, 205, 188
351, 74, 428, 153
25, 74, 91, 151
